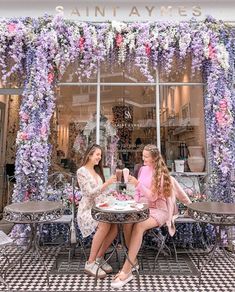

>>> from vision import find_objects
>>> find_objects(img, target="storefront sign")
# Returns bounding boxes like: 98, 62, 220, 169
0, 1, 235, 22
55, 4, 202, 19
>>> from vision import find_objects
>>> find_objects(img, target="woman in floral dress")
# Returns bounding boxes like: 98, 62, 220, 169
77, 144, 117, 278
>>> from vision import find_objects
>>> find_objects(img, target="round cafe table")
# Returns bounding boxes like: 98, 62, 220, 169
3, 200, 64, 287
91, 201, 149, 291
188, 201, 235, 284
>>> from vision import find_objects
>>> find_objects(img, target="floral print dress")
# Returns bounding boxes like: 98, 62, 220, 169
76, 166, 104, 238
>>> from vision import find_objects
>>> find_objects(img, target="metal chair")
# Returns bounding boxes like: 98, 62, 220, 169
41, 171, 86, 266
140, 174, 211, 270
0, 230, 13, 292
138, 225, 170, 271
6, 175, 16, 205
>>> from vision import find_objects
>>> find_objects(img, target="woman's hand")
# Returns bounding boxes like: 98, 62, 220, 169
101, 175, 116, 191
106, 175, 117, 186
128, 175, 139, 187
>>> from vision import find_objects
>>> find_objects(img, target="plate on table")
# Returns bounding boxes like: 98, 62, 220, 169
96, 201, 144, 211
113, 205, 130, 211
113, 201, 144, 211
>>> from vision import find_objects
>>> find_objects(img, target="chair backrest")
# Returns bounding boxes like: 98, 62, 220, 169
172, 173, 210, 214
46, 171, 81, 216
46, 172, 81, 244
6, 175, 16, 205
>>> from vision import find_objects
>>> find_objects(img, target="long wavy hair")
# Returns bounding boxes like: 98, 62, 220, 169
144, 144, 172, 198
81, 144, 105, 183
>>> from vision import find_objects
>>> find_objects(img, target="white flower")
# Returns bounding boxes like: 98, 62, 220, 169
90, 26, 98, 47
111, 21, 127, 33
163, 40, 169, 50
216, 43, 229, 70
203, 34, 210, 46
126, 32, 136, 53
105, 30, 115, 51
203, 46, 209, 59
118, 45, 126, 63
179, 33, 191, 57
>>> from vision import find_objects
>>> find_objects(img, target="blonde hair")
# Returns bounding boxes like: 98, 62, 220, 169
144, 144, 172, 198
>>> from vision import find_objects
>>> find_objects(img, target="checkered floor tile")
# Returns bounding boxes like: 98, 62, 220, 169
0, 246, 234, 292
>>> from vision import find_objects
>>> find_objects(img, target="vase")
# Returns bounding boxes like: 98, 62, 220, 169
187, 146, 205, 172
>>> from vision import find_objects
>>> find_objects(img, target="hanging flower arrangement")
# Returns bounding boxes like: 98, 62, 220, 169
0, 15, 234, 202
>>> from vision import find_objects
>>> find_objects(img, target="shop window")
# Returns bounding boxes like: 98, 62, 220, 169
160, 85, 206, 172
159, 55, 202, 83
54, 56, 205, 175
100, 85, 156, 173
100, 62, 152, 83
60, 62, 97, 83
54, 85, 97, 172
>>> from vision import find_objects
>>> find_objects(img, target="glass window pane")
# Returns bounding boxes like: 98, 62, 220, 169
55, 85, 97, 171
60, 62, 97, 83
159, 55, 202, 83
100, 62, 154, 83
100, 85, 157, 174
6, 96, 20, 165
160, 85, 206, 173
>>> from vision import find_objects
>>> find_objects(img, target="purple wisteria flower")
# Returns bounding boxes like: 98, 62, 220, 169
0, 15, 233, 203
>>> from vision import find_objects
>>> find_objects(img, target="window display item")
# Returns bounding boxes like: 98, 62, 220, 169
174, 160, 185, 172
187, 146, 205, 172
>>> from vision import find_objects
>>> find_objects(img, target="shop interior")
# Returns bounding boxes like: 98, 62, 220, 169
3, 56, 206, 178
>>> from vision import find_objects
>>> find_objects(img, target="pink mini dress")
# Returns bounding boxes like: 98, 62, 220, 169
135, 166, 192, 235
135, 166, 169, 226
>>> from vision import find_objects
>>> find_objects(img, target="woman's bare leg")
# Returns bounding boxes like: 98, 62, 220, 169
123, 223, 134, 248
121, 217, 158, 274
97, 224, 118, 258
87, 222, 111, 263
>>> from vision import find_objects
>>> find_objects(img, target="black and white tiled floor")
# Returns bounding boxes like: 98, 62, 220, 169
1, 246, 235, 292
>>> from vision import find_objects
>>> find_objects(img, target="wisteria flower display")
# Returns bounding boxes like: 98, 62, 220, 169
0, 15, 233, 203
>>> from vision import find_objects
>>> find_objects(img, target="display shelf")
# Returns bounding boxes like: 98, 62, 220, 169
170, 172, 207, 176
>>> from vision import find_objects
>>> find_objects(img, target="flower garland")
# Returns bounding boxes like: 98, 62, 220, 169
0, 15, 234, 202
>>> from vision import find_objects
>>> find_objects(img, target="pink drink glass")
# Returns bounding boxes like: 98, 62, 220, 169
123, 168, 129, 183
115, 169, 123, 183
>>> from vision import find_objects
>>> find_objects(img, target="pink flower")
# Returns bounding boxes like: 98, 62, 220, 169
219, 99, 228, 111
78, 37, 85, 50
208, 44, 216, 59
7, 23, 16, 33
24, 191, 30, 201
20, 132, 28, 140
40, 125, 47, 136
215, 111, 227, 126
184, 188, 193, 196
21, 112, 29, 122
145, 44, 151, 57
48, 72, 54, 83
116, 34, 123, 47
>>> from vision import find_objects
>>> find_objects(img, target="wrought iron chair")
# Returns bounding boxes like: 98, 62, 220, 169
41, 171, 86, 266
140, 174, 211, 270
6, 175, 16, 205
0, 230, 13, 292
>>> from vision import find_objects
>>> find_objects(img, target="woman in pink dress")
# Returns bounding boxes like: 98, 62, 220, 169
111, 144, 192, 288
